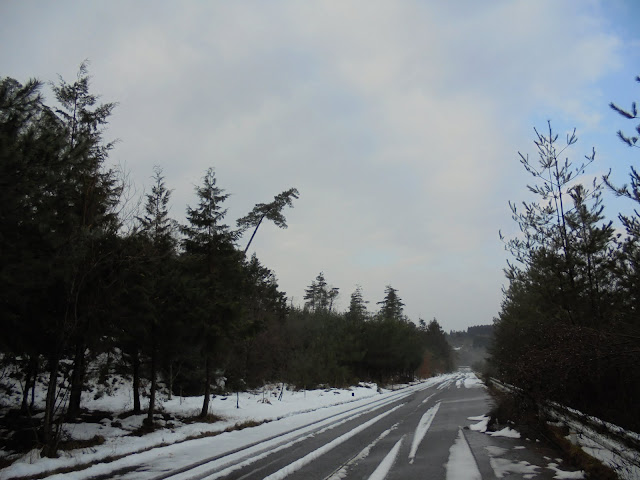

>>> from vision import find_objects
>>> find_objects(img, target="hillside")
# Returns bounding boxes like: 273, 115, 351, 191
446, 324, 493, 371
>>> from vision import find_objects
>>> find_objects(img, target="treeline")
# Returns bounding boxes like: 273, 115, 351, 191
241, 282, 453, 388
0, 65, 452, 457
490, 76, 640, 433
447, 325, 493, 369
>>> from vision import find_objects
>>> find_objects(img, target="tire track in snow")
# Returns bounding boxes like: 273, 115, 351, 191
153, 384, 425, 480
408, 401, 441, 464
324, 423, 399, 480
421, 392, 437, 404
367, 436, 404, 480
170, 402, 405, 480
259, 405, 405, 480
151, 378, 453, 480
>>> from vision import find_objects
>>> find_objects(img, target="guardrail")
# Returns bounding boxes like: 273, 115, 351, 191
487, 378, 640, 480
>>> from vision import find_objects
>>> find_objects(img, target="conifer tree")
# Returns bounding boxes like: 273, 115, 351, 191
54, 61, 121, 424
610, 75, 640, 149
303, 272, 338, 312
137, 166, 177, 425
182, 168, 242, 418
0, 77, 59, 417
347, 285, 368, 321
237, 188, 299, 254
4, 63, 124, 454
377, 285, 404, 321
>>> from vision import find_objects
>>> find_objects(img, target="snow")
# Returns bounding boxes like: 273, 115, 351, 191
408, 401, 440, 464
326, 423, 398, 480
468, 414, 489, 433
489, 457, 538, 478
464, 376, 484, 388
547, 463, 585, 479
489, 427, 521, 438
484, 446, 508, 456
241, 404, 405, 480
545, 402, 640, 480
421, 392, 436, 404
367, 436, 404, 480
1, 376, 449, 480
445, 428, 482, 480
3, 370, 630, 480
483, 441, 583, 480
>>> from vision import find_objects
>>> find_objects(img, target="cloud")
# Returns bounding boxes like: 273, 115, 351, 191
0, 0, 631, 329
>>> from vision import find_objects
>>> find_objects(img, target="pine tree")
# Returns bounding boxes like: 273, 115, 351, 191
377, 285, 404, 321
237, 188, 299, 254
501, 121, 596, 326
610, 75, 640, 149
347, 285, 368, 321
565, 184, 615, 325
303, 272, 338, 312
181, 168, 242, 418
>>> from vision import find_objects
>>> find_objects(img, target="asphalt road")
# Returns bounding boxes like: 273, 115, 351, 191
110, 371, 583, 480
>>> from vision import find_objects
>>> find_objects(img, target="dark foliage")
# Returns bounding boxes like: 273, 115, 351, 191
0, 67, 453, 458
492, 106, 640, 433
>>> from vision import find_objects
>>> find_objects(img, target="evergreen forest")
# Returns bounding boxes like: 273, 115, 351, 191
490, 75, 640, 434
0, 66, 454, 457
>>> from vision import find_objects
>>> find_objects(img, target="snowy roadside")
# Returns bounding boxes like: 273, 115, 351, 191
489, 378, 640, 480
0, 377, 446, 480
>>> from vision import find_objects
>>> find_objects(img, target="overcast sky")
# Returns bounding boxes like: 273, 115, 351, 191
2, 1, 639, 331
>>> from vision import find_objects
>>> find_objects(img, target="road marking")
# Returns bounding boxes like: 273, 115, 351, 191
408, 402, 441, 464
367, 436, 404, 480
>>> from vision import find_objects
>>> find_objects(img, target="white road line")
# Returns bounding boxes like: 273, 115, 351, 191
367, 436, 404, 480
408, 402, 441, 464
259, 404, 405, 480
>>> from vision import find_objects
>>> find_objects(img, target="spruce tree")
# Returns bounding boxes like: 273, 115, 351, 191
377, 285, 404, 321
182, 168, 242, 418
137, 166, 177, 425
52, 61, 121, 425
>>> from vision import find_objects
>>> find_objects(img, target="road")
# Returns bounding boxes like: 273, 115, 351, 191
94, 371, 582, 480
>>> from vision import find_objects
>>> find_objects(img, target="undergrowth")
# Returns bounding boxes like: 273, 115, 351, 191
487, 384, 618, 480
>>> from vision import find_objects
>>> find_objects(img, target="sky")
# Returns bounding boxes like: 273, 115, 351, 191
2, 1, 639, 331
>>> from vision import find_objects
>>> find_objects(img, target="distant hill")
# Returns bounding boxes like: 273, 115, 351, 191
446, 324, 493, 371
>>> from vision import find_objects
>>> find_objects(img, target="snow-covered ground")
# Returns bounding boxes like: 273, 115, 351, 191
0, 372, 446, 480
2, 370, 638, 480
490, 378, 640, 480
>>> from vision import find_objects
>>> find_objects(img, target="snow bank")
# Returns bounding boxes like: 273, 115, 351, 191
0, 377, 450, 479
445, 429, 481, 480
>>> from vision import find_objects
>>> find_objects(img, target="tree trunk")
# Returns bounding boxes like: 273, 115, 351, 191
21, 355, 38, 414
30, 373, 36, 410
243, 215, 265, 254
42, 353, 60, 458
132, 347, 141, 414
168, 362, 173, 401
200, 355, 211, 418
147, 331, 157, 426
68, 340, 86, 417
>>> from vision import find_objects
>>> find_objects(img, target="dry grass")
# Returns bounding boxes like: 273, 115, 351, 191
58, 435, 105, 451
